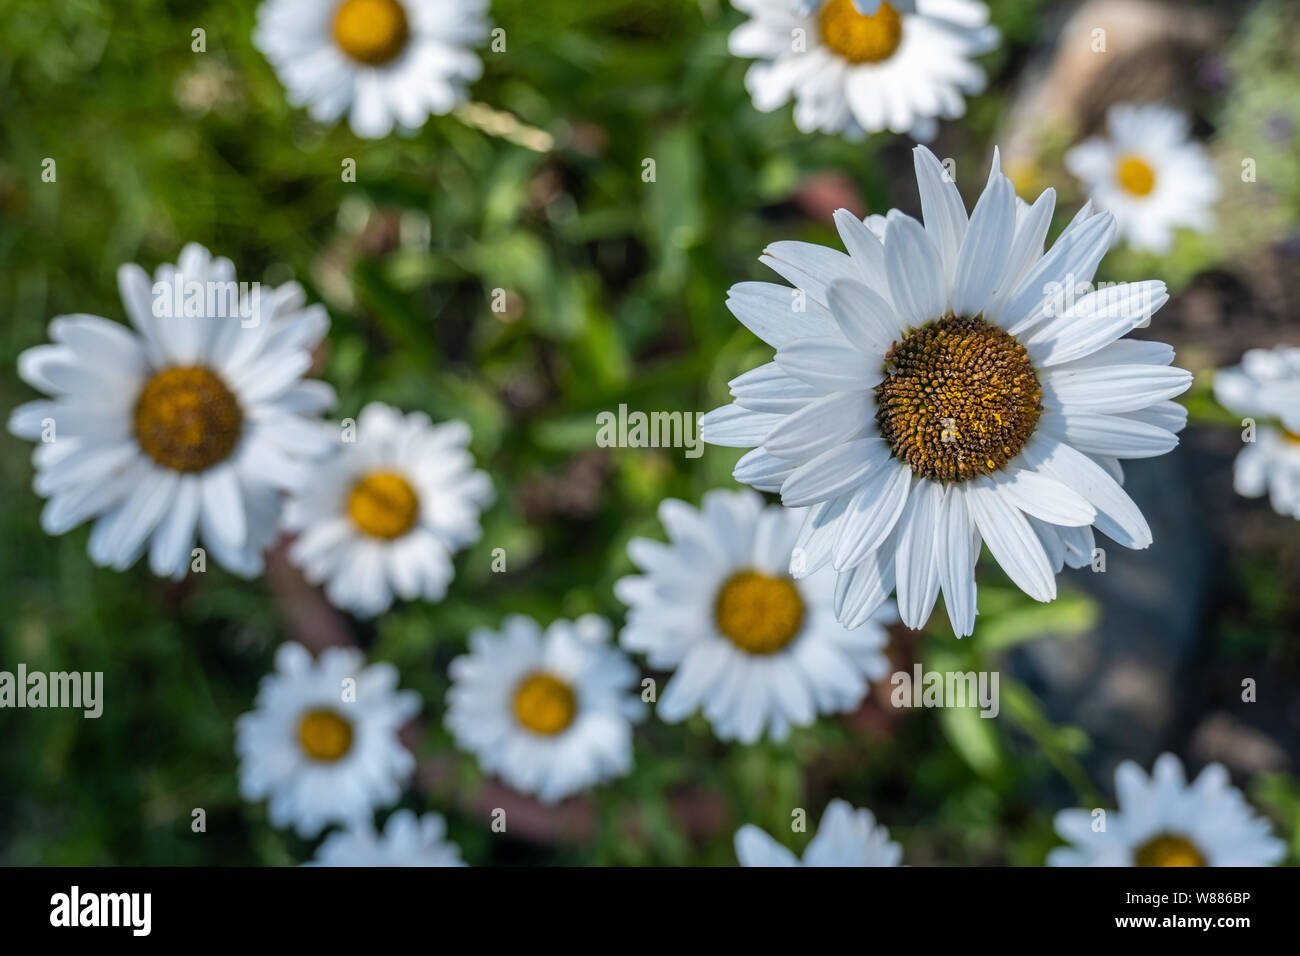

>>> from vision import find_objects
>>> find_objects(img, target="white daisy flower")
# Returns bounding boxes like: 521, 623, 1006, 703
308, 809, 465, 866
8, 243, 335, 579
283, 401, 493, 618
735, 798, 902, 866
728, 0, 999, 142
254, 0, 490, 139
237, 642, 420, 838
1065, 103, 1219, 255
1048, 753, 1285, 867
702, 146, 1193, 637
1213, 346, 1300, 519
616, 489, 895, 744
445, 614, 643, 804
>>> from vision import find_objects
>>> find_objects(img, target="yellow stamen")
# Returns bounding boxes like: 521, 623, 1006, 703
134, 366, 243, 473
875, 315, 1043, 482
1134, 834, 1206, 867
1116, 154, 1157, 197
332, 0, 411, 66
347, 471, 419, 539
715, 570, 805, 655
513, 672, 576, 735
819, 0, 904, 64
298, 709, 354, 762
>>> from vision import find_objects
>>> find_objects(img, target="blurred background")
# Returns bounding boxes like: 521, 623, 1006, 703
1, 0, 1297, 865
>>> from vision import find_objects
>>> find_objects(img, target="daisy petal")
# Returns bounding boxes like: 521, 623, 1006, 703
989, 468, 1095, 527
952, 153, 1015, 316
1040, 410, 1179, 459
884, 211, 946, 326
913, 145, 968, 281
826, 277, 905, 355
964, 477, 1056, 602
894, 479, 943, 628
780, 437, 891, 507
1042, 364, 1192, 413
936, 485, 977, 636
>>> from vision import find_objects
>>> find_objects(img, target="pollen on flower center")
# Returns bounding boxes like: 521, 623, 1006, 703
332, 0, 411, 66
348, 471, 419, 539
1116, 153, 1157, 197
874, 315, 1043, 482
819, 0, 904, 65
134, 366, 243, 473
513, 672, 576, 735
298, 708, 354, 762
715, 570, 805, 654
1134, 833, 1206, 867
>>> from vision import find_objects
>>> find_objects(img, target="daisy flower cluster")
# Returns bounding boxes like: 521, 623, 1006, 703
1213, 346, 1300, 520
283, 402, 494, 617
617, 490, 895, 744
236, 642, 420, 838
7, 0, 1291, 871
9, 244, 336, 579
9, 245, 492, 618
1049, 754, 1285, 867
728, 0, 999, 141
1065, 103, 1219, 254
736, 799, 903, 867
254, 0, 491, 138
703, 145, 1192, 636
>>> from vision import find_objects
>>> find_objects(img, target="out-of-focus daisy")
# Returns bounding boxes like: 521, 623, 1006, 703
703, 145, 1192, 636
736, 799, 902, 866
1213, 346, 1300, 519
254, 0, 490, 139
308, 809, 465, 866
445, 614, 643, 804
237, 642, 421, 838
283, 402, 492, 618
1065, 103, 1219, 255
616, 489, 894, 744
1049, 753, 1285, 867
8, 243, 335, 579
727, 0, 999, 141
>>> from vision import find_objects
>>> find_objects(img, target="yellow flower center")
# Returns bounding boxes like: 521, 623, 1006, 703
133, 366, 243, 473
297, 708, 354, 762
875, 315, 1043, 482
1134, 834, 1206, 868
1115, 154, 1157, 197
715, 570, 805, 654
819, 0, 904, 65
512, 672, 577, 735
347, 471, 419, 539
332, 0, 411, 66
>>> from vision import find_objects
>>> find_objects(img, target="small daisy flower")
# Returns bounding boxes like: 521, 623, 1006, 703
237, 642, 421, 838
1048, 753, 1285, 867
254, 0, 490, 139
702, 146, 1193, 637
445, 614, 643, 804
1213, 346, 1300, 519
308, 809, 465, 866
1065, 103, 1219, 255
283, 401, 493, 618
616, 489, 894, 744
736, 799, 902, 866
728, 0, 999, 142
8, 243, 335, 579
